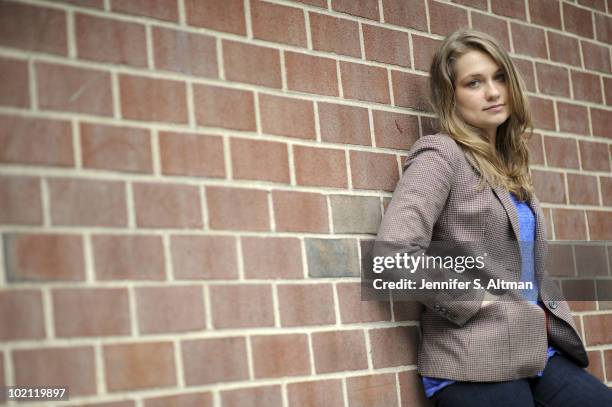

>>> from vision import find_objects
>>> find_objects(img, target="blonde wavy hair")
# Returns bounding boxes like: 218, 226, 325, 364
428, 29, 534, 201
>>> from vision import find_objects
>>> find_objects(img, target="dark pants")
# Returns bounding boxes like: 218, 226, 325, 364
431, 354, 612, 407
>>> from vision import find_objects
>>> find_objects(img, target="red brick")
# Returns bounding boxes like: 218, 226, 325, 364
373, 110, 419, 150
242, 237, 303, 279
580, 140, 611, 171
536, 63, 570, 97
370, 326, 418, 368
133, 182, 202, 228
552, 209, 587, 240
606, 350, 612, 380
93, 234, 165, 280
547, 32, 581, 67
586, 350, 605, 382
337, 282, 391, 323
278, 283, 335, 327
363, 25, 410, 67
528, 0, 562, 29
153, 27, 218, 78
557, 102, 589, 135
399, 370, 430, 407
471, 12, 511, 52
159, 131, 225, 178
577, 0, 606, 11
171, 235, 238, 280
350, 151, 399, 191
346, 373, 398, 407
393, 301, 424, 322
285, 52, 338, 96
531, 170, 566, 204
0, 115, 73, 167
544, 137, 579, 169
332, 0, 379, 20
564, 2, 595, 38
52, 288, 130, 337
529, 96, 556, 131
454, 0, 487, 8
37, 63, 113, 116
526, 132, 545, 165
55, 0, 105, 8
511, 23, 547, 59
136, 286, 205, 334
272, 190, 329, 233
0, 352, 4, 402
223, 40, 280, 87
591, 108, 612, 139
206, 186, 269, 231
428, 0, 469, 36
144, 393, 212, 407
312, 330, 368, 373
81, 123, 152, 174
310, 12, 361, 58
571, 70, 603, 104
584, 314, 612, 345
72, 402, 134, 407
193, 84, 256, 131
587, 211, 612, 239
287, 379, 344, 407
231, 138, 289, 183
412, 35, 441, 72
605, 76, 612, 105
14, 347, 96, 396
594, 10, 612, 42
0, 175, 42, 225
0, 290, 45, 341
221, 386, 282, 407
0, 2, 67, 55
251, 0, 306, 47
210, 284, 275, 329
319, 102, 371, 146
601, 177, 612, 206
294, 145, 347, 188
382, 0, 427, 31
49, 178, 127, 227
252, 334, 311, 378
182, 337, 248, 385
391, 70, 429, 111
574, 245, 608, 277
184, 0, 246, 35
4, 234, 85, 282
76, 14, 146, 67
120, 74, 187, 123
513, 57, 536, 92
260, 94, 315, 139
491, 0, 526, 19
567, 174, 599, 206
104, 342, 176, 391
111, 0, 179, 22
341, 61, 390, 104
582, 41, 611, 73
0, 57, 28, 107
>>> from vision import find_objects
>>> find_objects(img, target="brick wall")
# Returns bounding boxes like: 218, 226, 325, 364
0, 0, 610, 406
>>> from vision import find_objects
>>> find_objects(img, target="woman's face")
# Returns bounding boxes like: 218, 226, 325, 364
453, 49, 511, 140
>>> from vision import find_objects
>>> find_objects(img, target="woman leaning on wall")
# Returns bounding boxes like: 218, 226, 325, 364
373, 29, 612, 406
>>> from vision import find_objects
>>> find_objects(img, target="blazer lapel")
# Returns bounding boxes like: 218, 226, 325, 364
491, 185, 521, 242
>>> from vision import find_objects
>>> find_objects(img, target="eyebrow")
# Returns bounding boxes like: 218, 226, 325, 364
460, 68, 504, 82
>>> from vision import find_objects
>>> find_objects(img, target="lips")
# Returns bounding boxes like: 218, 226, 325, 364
484, 104, 504, 110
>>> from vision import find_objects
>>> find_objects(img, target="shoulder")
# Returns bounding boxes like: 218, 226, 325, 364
403, 132, 463, 170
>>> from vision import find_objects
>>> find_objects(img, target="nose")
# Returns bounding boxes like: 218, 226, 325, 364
485, 80, 501, 100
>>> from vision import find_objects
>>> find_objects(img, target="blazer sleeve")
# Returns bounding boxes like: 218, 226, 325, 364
372, 135, 485, 327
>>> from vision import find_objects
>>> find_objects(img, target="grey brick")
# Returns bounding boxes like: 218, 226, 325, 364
305, 238, 360, 277
330, 195, 382, 234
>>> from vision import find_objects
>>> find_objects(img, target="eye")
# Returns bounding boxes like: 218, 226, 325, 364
467, 80, 480, 88
495, 73, 506, 82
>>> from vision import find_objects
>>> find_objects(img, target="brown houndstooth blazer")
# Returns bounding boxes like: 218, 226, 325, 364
374, 132, 588, 382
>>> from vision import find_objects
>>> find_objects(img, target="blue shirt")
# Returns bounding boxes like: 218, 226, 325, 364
421, 192, 560, 398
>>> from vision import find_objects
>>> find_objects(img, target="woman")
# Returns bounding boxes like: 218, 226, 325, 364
373, 29, 612, 406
